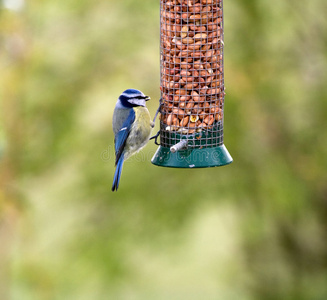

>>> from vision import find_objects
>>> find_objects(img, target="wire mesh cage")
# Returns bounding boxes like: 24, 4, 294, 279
152, 0, 232, 168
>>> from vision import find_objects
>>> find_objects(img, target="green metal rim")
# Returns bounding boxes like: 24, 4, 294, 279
151, 145, 233, 168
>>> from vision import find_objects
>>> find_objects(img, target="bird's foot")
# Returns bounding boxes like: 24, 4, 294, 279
150, 130, 160, 145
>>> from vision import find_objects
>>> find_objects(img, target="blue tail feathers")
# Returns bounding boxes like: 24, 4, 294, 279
112, 154, 124, 192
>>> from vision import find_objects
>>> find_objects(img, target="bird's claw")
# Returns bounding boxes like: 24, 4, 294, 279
152, 97, 162, 124
150, 130, 160, 145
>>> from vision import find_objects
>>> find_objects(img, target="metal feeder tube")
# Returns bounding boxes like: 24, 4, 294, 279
152, 0, 232, 168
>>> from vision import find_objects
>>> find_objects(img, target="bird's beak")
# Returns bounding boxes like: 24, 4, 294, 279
145, 96, 151, 101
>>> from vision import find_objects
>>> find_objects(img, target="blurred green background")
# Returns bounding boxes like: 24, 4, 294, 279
1, 0, 327, 299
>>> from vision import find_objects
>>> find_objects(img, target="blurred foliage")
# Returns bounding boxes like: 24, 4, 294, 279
1, 0, 327, 299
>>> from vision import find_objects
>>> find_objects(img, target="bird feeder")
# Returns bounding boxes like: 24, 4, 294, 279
152, 0, 232, 168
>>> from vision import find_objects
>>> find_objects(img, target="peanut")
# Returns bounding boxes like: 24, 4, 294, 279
180, 116, 189, 127
173, 108, 185, 118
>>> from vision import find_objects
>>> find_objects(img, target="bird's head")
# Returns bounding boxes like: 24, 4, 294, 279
118, 89, 150, 108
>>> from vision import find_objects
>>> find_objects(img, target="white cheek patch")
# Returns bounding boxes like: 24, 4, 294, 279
128, 99, 146, 107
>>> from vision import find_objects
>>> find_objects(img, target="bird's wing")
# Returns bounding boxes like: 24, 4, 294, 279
114, 108, 135, 165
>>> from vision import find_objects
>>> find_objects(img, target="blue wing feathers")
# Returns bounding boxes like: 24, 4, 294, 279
114, 109, 135, 165
112, 108, 135, 191
112, 153, 124, 191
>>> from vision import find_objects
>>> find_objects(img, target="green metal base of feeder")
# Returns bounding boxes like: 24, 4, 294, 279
151, 145, 233, 168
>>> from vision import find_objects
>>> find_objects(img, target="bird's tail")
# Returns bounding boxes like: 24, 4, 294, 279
112, 154, 124, 191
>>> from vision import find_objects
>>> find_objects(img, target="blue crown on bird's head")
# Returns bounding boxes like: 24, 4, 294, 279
119, 89, 150, 108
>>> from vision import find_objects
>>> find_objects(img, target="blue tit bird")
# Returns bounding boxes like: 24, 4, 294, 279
112, 89, 154, 191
